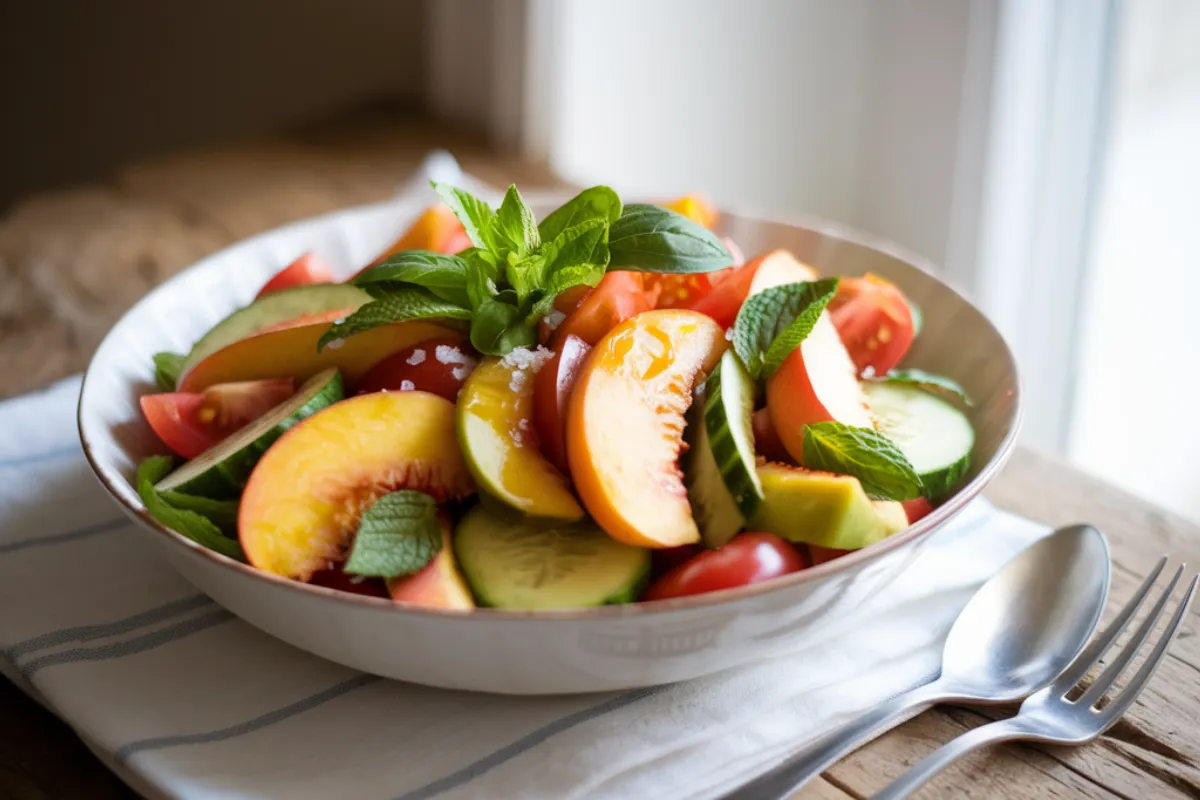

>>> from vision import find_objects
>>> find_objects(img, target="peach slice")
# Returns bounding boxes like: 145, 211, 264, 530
457, 355, 583, 520
388, 523, 475, 610
351, 204, 464, 279
178, 319, 455, 392
767, 311, 873, 463
567, 309, 726, 548
239, 391, 473, 581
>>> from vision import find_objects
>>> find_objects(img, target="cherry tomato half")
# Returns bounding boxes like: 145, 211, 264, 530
643, 533, 809, 601
140, 378, 295, 459
357, 336, 478, 401
902, 497, 934, 525
255, 253, 336, 299
550, 272, 653, 349
827, 274, 915, 375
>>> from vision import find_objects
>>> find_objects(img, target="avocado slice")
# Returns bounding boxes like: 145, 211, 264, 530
747, 464, 905, 550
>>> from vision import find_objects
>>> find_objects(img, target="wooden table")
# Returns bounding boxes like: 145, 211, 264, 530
2, 112, 1197, 799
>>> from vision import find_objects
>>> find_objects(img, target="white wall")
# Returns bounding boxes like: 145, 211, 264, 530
543, 0, 990, 272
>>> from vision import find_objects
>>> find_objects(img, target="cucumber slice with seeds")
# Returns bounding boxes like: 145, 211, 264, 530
454, 505, 650, 609
864, 380, 973, 499
156, 369, 344, 499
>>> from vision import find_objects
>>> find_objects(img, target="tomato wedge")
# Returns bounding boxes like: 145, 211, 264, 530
689, 250, 817, 329
531, 334, 591, 473
357, 336, 477, 401
140, 378, 295, 459
643, 533, 808, 600
827, 274, 915, 375
549, 272, 653, 348
255, 253, 336, 299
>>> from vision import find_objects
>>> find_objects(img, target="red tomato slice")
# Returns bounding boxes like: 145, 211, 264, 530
808, 545, 849, 566
902, 497, 934, 524
140, 393, 214, 460
827, 274, 915, 375
531, 334, 591, 473
643, 270, 734, 310
642, 533, 809, 601
550, 272, 653, 348
255, 253, 336, 299
357, 336, 477, 401
140, 379, 296, 460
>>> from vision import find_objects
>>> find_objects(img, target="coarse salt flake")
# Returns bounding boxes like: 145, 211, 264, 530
399, 379, 416, 391
435, 345, 469, 366
406, 348, 426, 366
325, 338, 345, 350
543, 310, 567, 332
499, 345, 554, 373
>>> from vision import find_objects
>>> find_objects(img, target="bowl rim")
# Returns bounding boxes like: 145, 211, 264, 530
77, 199, 1023, 621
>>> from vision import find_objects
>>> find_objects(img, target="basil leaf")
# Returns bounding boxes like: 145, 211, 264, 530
540, 217, 609, 280
153, 352, 186, 391
317, 288, 471, 351
494, 184, 540, 256
353, 250, 469, 307
538, 186, 621, 243
608, 203, 731, 274
344, 490, 442, 578
137, 457, 246, 560
801, 422, 924, 501
505, 251, 544, 304
158, 491, 239, 535
875, 369, 972, 406
733, 279, 840, 380
432, 181, 496, 251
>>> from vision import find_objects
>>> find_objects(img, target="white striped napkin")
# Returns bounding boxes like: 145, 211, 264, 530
0, 376, 1046, 799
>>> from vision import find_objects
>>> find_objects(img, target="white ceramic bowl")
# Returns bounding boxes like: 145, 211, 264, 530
78, 196, 1020, 695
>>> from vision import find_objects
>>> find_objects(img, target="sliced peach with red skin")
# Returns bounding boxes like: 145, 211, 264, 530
767, 311, 873, 464
567, 309, 726, 548
239, 391, 473, 581
388, 522, 474, 610
178, 319, 455, 392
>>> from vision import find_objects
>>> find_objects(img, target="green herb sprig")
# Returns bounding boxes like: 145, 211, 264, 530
318, 183, 732, 356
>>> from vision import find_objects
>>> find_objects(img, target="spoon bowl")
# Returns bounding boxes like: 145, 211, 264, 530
940, 523, 1111, 700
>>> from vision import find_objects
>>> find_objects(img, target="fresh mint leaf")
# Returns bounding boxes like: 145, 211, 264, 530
874, 369, 972, 406
460, 248, 502, 309
137, 456, 246, 560
344, 490, 442, 578
352, 250, 469, 306
153, 352, 186, 391
608, 203, 731, 274
432, 181, 497, 251
159, 491, 239, 535
538, 186, 621, 243
470, 293, 535, 355
801, 422, 924, 501
733, 279, 840, 380
317, 288, 471, 351
494, 184, 540, 256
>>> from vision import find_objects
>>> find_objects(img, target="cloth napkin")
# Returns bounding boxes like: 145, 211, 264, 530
0, 375, 1047, 799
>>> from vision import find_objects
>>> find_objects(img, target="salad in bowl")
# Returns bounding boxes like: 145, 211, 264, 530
131, 183, 976, 612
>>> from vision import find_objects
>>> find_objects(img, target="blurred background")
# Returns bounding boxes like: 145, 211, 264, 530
2, 0, 1197, 521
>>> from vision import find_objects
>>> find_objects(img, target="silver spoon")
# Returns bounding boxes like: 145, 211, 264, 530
721, 523, 1110, 800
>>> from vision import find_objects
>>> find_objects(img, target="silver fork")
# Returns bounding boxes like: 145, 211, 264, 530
875, 557, 1198, 800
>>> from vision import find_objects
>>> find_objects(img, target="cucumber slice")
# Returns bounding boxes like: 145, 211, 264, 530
454, 505, 650, 609
179, 284, 370, 383
864, 381, 973, 499
156, 369, 344, 499
682, 387, 744, 549
705, 350, 763, 516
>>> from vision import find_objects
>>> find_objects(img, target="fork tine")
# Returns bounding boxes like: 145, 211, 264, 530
1101, 573, 1198, 722
1078, 564, 1183, 706
1054, 556, 1168, 691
